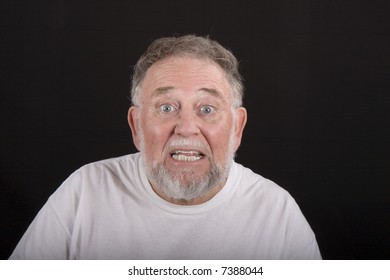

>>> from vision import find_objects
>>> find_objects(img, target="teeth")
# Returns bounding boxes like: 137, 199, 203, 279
172, 154, 202, 161
171, 150, 203, 161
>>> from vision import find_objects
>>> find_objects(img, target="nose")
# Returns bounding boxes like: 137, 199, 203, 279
174, 109, 201, 137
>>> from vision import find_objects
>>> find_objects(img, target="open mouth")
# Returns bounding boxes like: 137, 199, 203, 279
170, 150, 205, 162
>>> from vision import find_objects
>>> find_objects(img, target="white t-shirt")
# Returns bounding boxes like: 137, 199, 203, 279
10, 153, 321, 259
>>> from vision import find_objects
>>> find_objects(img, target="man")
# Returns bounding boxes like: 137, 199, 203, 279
10, 35, 321, 259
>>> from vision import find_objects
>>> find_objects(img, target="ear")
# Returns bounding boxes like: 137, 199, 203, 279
233, 107, 247, 151
127, 106, 141, 151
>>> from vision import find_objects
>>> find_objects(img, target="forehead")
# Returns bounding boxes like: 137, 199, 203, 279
139, 56, 232, 102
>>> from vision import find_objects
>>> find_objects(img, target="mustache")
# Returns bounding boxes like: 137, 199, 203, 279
165, 137, 209, 151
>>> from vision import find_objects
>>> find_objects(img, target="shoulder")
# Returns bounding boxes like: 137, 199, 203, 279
233, 162, 291, 200
231, 162, 301, 217
78, 153, 140, 175
68, 153, 139, 182
50, 153, 142, 201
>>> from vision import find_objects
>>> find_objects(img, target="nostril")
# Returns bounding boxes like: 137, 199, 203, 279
174, 115, 201, 136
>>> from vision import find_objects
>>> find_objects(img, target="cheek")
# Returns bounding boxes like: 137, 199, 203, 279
205, 122, 235, 157
140, 119, 172, 153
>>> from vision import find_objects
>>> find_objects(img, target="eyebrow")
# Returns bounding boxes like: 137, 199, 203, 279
152, 86, 224, 100
198, 87, 224, 100
151, 86, 175, 98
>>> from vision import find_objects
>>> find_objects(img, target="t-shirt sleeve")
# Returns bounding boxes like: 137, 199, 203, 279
9, 170, 83, 260
282, 196, 322, 260
9, 199, 72, 259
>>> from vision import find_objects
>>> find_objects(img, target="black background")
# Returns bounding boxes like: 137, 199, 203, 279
1, 0, 389, 259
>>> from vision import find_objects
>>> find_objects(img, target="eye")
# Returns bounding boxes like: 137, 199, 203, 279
200, 105, 215, 115
159, 104, 175, 113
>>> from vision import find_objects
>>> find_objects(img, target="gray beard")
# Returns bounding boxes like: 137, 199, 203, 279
138, 120, 237, 201
145, 157, 231, 201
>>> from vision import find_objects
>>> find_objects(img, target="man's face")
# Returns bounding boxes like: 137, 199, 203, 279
128, 56, 246, 204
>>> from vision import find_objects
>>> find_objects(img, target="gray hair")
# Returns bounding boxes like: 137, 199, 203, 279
130, 35, 244, 108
